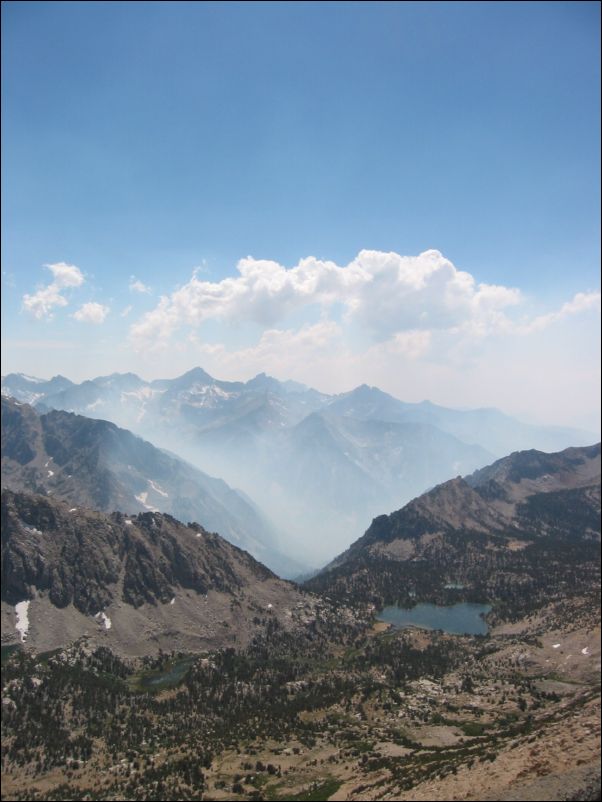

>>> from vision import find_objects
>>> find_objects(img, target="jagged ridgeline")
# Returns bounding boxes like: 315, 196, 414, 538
3, 369, 598, 563
0, 395, 304, 578
0, 489, 333, 656
1, 426, 600, 802
305, 444, 601, 621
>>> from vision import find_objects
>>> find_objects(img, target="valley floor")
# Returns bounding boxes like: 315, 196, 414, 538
1, 596, 600, 802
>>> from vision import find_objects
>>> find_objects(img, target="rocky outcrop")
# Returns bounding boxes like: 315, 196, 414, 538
1, 490, 275, 612
1, 490, 307, 656
306, 444, 601, 617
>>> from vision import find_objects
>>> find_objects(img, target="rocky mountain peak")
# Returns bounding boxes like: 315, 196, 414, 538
308, 442, 601, 606
1, 490, 305, 656
1, 395, 301, 577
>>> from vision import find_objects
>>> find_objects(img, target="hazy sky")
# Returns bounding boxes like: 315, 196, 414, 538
2, 1, 600, 429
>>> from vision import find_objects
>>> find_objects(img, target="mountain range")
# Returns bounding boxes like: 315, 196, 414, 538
2, 421, 600, 801
4, 440, 599, 657
1, 489, 317, 656
0, 396, 303, 578
3, 369, 597, 563
306, 443, 601, 621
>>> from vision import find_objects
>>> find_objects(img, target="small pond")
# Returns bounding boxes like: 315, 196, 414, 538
132, 656, 197, 691
376, 602, 491, 635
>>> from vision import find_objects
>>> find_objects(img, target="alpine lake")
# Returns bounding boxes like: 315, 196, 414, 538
376, 602, 492, 636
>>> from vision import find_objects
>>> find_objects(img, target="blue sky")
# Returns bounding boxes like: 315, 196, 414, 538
1, 1, 600, 429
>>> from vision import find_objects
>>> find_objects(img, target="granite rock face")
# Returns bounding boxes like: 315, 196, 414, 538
1, 489, 308, 656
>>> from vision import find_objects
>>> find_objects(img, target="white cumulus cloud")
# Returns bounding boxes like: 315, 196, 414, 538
187, 321, 347, 384
46, 262, 84, 288
517, 291, 602, 334
129, 277, 152, 294
72, 302, 110, 324
22, 262, 84, 319
128, 246, 600, 424
129, 249, 529, 350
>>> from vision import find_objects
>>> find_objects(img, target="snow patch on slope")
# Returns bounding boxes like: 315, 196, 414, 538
135, 491, 158, 511
15, 601, 31, 642
95, 611, 112, 630
148, 479, 168, 497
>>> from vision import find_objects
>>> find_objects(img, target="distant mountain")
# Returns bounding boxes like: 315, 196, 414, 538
3, 369, 598, 563
327, 384, 597, 456
0, 490, 312, 656
305, 443, 601, 621
1, 373, 74, 406
259, 410, 494, 558
4, 371, 595, 458
1, 396, 305, 578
